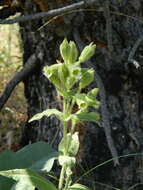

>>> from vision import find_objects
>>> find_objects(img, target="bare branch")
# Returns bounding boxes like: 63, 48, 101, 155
0, 0, 97, 25
0, 50, 43, 110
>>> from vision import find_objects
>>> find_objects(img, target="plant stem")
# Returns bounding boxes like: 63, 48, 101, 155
58, 164, 66, 190
63, 99, 68, 155
58, 99, 68, 190
59, 96, 76, 190
64, 174, 71, 190
69, 87, 81, 114
63, 121, 68, 155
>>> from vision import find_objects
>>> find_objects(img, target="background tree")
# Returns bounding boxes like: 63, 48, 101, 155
1, 0, 143, 189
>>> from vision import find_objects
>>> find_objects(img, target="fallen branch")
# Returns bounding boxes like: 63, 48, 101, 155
0, 0, 97, 24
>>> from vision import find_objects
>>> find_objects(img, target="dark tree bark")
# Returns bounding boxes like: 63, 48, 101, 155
20, 0, 143, 189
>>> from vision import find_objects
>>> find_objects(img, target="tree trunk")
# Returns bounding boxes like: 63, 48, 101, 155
20, 0, 143, 189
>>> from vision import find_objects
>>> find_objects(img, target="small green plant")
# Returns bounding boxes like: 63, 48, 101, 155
0, 39, 100, 190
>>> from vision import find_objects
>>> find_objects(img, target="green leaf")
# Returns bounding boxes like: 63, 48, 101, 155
86, 88, 100, 108
79, 42, 96, 63
79, 68, 94, 89
74, 112, 100, 122
43, 65, 55, 79
0, 151, 18, 189
0, 169, 58, 190
29, 109, 62, 122
75, 93, 87, 109
58, 156, 76, 167
30, 151, 59, 172
68, 183, 91, 190
11, 182, 35, 190
85, 96, 100, 109
0, 151, 20, 170
0, 142, 57, 189
87, 88, 99, 99
15, 142, 56, 168
0, 177, 14, 190
75, 91, 100, 110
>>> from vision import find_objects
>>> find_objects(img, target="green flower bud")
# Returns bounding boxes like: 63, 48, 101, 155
60, 38, 70, 63
79, 43, 96, 63
68, 41, 78, 64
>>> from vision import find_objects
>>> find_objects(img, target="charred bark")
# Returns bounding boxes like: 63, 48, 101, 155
20, 0, 143, 189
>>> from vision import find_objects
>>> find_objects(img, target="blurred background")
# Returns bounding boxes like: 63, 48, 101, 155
0, 24, 27, 152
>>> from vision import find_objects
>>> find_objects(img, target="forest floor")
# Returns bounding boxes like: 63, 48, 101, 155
0, 24, 27, 152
